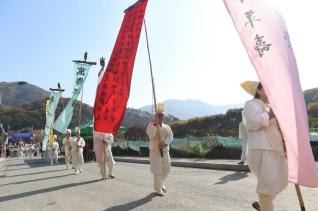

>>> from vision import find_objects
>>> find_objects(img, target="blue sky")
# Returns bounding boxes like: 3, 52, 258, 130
1, 0, 318, 108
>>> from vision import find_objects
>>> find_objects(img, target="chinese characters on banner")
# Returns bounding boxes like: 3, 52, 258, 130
224, 0, 318, 187
94, 0, 148, 133
42, 91, 61, 151
54, 63, 93, 134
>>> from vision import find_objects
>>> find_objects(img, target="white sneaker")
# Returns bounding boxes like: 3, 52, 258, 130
75, 170, 79, 175
79, 169, 84, 173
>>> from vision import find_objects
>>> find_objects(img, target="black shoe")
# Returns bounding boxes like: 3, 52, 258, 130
162, 186, 167, 193
108, 174, 115, 179
252, 201, 261, 211
238, 161, 245, 165
155, 191, 165, 197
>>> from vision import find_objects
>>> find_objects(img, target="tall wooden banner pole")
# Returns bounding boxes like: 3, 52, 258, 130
144, 18, 163, 157
295, 184, 305, 211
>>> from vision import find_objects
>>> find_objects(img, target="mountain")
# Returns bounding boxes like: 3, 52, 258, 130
139, 99, 243, 120
0, 81, 50, 106
304, 87, 318, 104
122, 108, 178, 128
0, 81, 178, 131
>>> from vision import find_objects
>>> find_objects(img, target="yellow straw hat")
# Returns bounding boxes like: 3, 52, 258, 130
156, 103, 165, 114
240, 80, 259, 96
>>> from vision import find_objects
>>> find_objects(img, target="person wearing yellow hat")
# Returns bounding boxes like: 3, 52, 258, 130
51, 135, 60, 166
241, 81, 287, 211
62, 129, 72, 170
71, 127, 86, 175
146, 103, 173, 196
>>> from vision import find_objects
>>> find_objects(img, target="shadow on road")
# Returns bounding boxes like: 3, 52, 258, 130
0, 173, 74, 187
2, 159, 65, 170
104, 193, 156, 211
0, 169, 67, 178
214, 171, 248, 185
0, 179, 101, 202
1, 167, 35, 172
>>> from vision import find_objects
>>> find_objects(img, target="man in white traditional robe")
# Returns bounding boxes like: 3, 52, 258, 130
51, 135, 59, 165
241, 81, 287, 211
93, 131, 116, 180
62, 129, 72, 169
71, 127, 85, 175
146, 103, 173, 196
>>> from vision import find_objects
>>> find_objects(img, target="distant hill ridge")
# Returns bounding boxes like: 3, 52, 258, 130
0, 81, 50, 106
140, 99, 243, 120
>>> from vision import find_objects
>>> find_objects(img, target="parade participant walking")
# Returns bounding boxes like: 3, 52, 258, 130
238, 121, 247, 165
71, 127, 85, 175
241, 81, 288, 211
146, 103, 173, 196
93, 132, 116, 180
51, 135, 59, 165
62, 129, 72, 169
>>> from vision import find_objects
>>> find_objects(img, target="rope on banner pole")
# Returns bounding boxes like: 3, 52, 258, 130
144, 18, 163, 158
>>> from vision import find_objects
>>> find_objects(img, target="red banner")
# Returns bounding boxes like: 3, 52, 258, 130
94, 0, 148, 133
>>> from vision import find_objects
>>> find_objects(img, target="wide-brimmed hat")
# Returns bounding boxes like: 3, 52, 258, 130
240, 80, 259, 96
156, 103, 165, 114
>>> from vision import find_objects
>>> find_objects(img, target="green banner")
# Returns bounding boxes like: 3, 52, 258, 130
54, 63, 93, 134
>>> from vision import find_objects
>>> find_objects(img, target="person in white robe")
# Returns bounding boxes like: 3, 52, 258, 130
71, 127, 85, 175
62, 129, 72, 169
241, 81, 288, 211
51, 135, 59, 165
238, 121, 247, 164
146, 103, 173, 196
93, 131, 116, 180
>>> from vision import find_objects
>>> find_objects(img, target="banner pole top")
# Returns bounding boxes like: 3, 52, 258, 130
124, 0, 145, 13
72, 52, 97, 65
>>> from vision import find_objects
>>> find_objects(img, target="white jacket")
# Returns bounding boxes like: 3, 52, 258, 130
146, 122, 173, 151
242, 98, 284, 153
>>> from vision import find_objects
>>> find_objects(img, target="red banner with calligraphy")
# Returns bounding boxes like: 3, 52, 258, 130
94, 0, 148, 133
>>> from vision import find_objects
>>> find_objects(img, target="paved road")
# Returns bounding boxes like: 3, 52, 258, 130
0, 158, 318, 211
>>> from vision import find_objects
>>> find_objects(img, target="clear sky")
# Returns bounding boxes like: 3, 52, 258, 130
1, 0, 317, 109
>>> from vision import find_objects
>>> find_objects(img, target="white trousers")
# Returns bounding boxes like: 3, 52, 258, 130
247, 149, 288, 211
100, 145, 115, 178
71, 149, 84, 172
65, 148, 71, 169
240, 138, 247, 162
149, 149, 171, 192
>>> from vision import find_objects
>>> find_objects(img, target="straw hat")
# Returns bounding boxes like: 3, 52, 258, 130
240, 80, 259, 96
75, 127, 80, 133
156, 103, 165, 114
